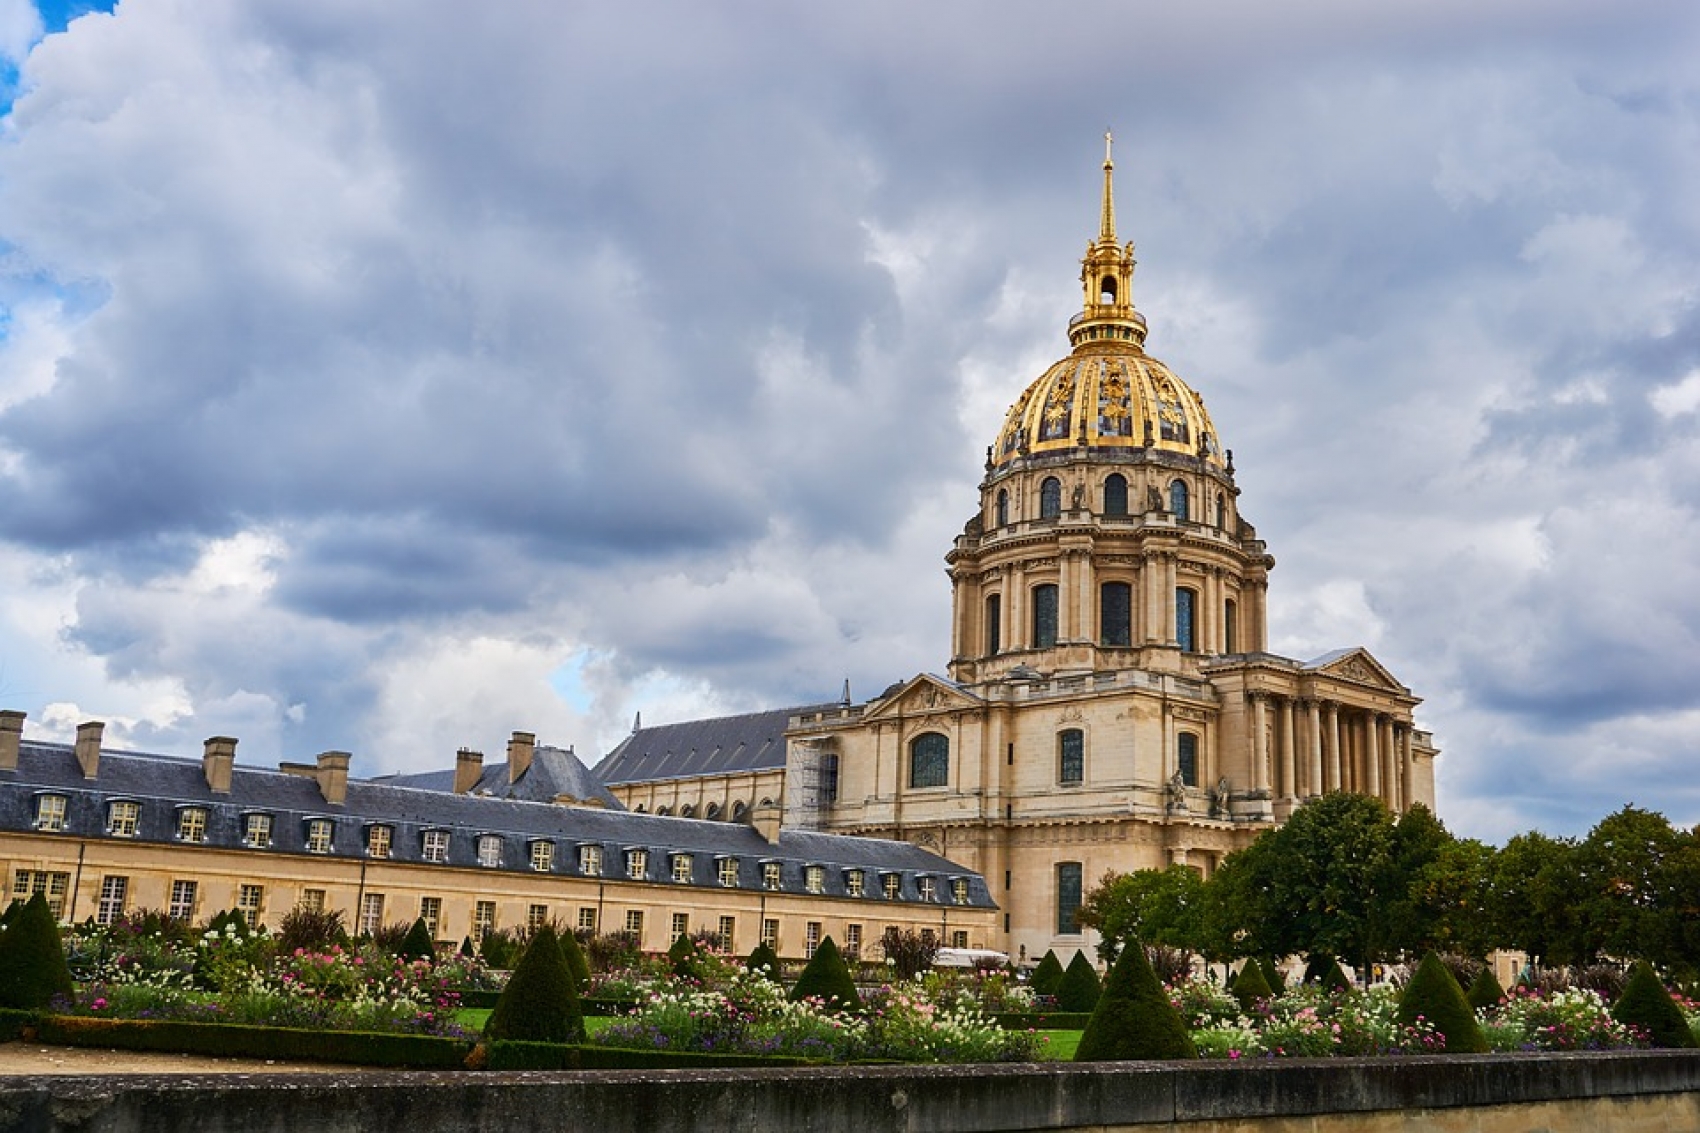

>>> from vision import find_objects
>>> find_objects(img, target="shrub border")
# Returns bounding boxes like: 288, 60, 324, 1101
38, 1016, 472, 1069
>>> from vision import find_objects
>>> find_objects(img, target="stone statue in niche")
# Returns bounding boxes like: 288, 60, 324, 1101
1210, 777, 1231, 818
1147, 485, 1163, 512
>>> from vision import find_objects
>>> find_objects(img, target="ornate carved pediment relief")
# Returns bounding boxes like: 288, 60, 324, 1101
862, 674, 982, 722
1309, 648, 1406, 692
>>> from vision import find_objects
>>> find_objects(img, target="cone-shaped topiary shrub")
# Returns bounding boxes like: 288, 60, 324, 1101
0, 892, 74, 1010
1396, 951, 1487, 1053
485, 924, 585, 1043
1074, 938, 1196, 1062
398, 917, 436, 963
1259, 956, 1287, 994
1613, 961, 1698, 1048
1322, 959, 1353, 993
1465, 967, 1506, 1014
745, 941, 781, 982
558, 928, 591, 992
1056, 950, 1103, 1013
668, 932, 702, 978
790, 936, 860, 1011
1302, 955, 1333, 984
204, 908, 251, 939
1232, 958, 1273, 1010
1031, 950, 1065, 998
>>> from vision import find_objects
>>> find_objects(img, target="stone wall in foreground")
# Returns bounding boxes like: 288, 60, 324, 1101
4, 1051, 1700, 1133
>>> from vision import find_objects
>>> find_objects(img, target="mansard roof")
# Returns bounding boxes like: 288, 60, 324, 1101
376, 744, 624, 809
593, 705, 831, 785
0, 739, 994, 908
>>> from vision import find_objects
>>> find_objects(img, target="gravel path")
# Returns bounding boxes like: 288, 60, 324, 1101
0, 1041, 383, 1076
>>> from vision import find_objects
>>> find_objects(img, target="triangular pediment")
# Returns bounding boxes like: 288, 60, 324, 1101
1305, 647, 1407, 692
860, 674, 982, 721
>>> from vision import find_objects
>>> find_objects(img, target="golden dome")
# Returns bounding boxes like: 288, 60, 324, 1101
990, 133, 1225, 473
991, 344, 1224, 471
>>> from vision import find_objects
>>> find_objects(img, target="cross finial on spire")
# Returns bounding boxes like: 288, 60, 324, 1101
1099, 129, 1116, 243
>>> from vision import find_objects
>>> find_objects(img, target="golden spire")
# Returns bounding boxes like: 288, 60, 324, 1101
1100, 129, 1116, 243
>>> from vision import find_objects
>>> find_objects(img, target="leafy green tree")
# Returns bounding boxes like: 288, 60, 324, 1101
1077, 866, 1209, 963
484, 924, 585, 1043
1367, 803, 1451, 958
1074, 936, 1195, 1061
1573, 807, 1691, 967
790, 937, 860, 1011
0, 893, 74, 1010
1487, 830, 1580, 967
1410, 837, 1499, 959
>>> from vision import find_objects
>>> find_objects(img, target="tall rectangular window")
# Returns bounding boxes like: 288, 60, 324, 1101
1178, 732, 1200, 787
762, 918, 779, 949
13, 871, 70, 920
951, 929, 969, 949
237, 884, 264, 928
422, 830, 450, 863
909, 733, 949, 789
1059, 728, 1085, 785
763, 861, 782, 890
299, 888, 326, 913
1175, 587, 1197, 653
359, 893, 385, 936
845, 922, 862, 958
168, 879, 198, 921
527, 904, 549, 932
177, 807, 208, 843
805, 921, 822, 958
577, 907, 597, 933
821, 753, 839, 803
952, 878, 970, 905
1100, 581, 1132, 647
419, 896, 442, 938
805, 865, 825, 894
671, 911, 689, 941
917, 876, 937, 902
33, 795, 66, 832
883, 873, 901, 900
106, 800, 140, 838
1032, 583, 1059, 648
717, 915, 736, 950
1057, 862, 1083, 935
97, 875, 128, 926
1224, 599, 1238, 654
984, 594, 1001, 656
474, 900, 497, 938
625, 909, 644, 937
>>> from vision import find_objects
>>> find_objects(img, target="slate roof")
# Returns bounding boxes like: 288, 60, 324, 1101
0, 740, 995, 909
375, 745, 625, 810
593, 705, 832, 785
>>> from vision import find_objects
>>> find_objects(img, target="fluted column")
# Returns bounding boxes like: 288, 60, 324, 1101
1324, 702, 1341, 792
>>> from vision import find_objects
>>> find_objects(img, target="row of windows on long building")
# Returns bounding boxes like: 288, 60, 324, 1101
24, 793, 974, 903
995, 474, 1228, 527
983, 584, 1236, 655
10, 868, 975, 958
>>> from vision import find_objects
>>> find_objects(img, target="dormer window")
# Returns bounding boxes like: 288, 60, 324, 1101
578, 844, 601, 876
882, 873, 901, 900
952, 878, 970, 905
671, 854, 692, 883
845, 869, 865, 897
918, 876, 938, 902
367, 824, 392, 859
243, 813, 273, 849
177, 807, 208, 843
106, 800, 140, 838
305, 819, 334, 854
531, 841, 555, 873
625, 848, 646, 879
33, 794, 66, 833
477, 834, 502, 868
762, 861, 782, 891
805, 865, 825, 894
421, 829, 449, 863
717, 857, 739, 887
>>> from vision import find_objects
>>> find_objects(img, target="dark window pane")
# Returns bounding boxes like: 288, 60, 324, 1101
1032, 584, 1059, 648
1101, 581, 1131, 646
910, 733, 949, 789
1176, 587, 1196, 652
1057, 862, 1083, 934
1224, 599, 1238, 654
1169, 479, 1189, 521
1040, 477, 1062, 519
1059, 729, 1084, 784
996, 489, 1008, 527
1178, 733, 1198, 787
1103, 474, 1128, 517
985, 595, 1001, 656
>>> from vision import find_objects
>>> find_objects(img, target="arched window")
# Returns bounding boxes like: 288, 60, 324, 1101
1169, 479, 1190, 521
1223, 599, 1238, 654
995, 489, 1009, 527
984, 594, 1002, 656
1031, 583, 1059, 648
679, 803, 695, 818
1178, 733, 1199, 787
1058, 729, 1084, 785
1103, 474, 1128, 517
705, 802, 721, 821
1040, 477, 1062, 519
656, 806, 671, 816
1176, 587, 1197, 652
909, 733, 949, 789
634, 804, 647, 814
1215, 493, 1227, 529
1099, 275, 1117, 304
731, 800, 748, 821
1100, 581, 1132, 647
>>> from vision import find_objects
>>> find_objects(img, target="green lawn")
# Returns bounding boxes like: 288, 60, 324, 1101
1036, 1030, 1081, 1060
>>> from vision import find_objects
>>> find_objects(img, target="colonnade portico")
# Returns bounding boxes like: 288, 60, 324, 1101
1246, 688, 1420, 814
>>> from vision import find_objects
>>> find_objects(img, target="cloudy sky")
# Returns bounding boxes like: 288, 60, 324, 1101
1, 0, 1697, 844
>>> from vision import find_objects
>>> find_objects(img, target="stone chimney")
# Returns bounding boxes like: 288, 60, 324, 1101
749, 799, 783, 844
454, 748, 484, 794
0, 710, 24, 772
203, 736, 237, 794
74, 720, 104, 779
507, 731, 535, 785
315, 751, 350, 806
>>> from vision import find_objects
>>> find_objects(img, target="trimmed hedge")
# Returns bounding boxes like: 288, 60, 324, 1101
1030, 950, 1065, 998
1074, 938, 1196, 1062
989, 1011, 1093, 1031
1396, 951, 1487, 1053
1055, 951, 1102, 1013
1232, 959, 1274, 1009
486, 1041, 819, 1071
0, 1008, 35, 1042
790, 937, 860, 1011
1613, 961, 1699, 1049
39, 1016, 471, 1068
0, 893, 74, 1010
1466, 967, 1507, 1013
486, 924, 585, 1044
